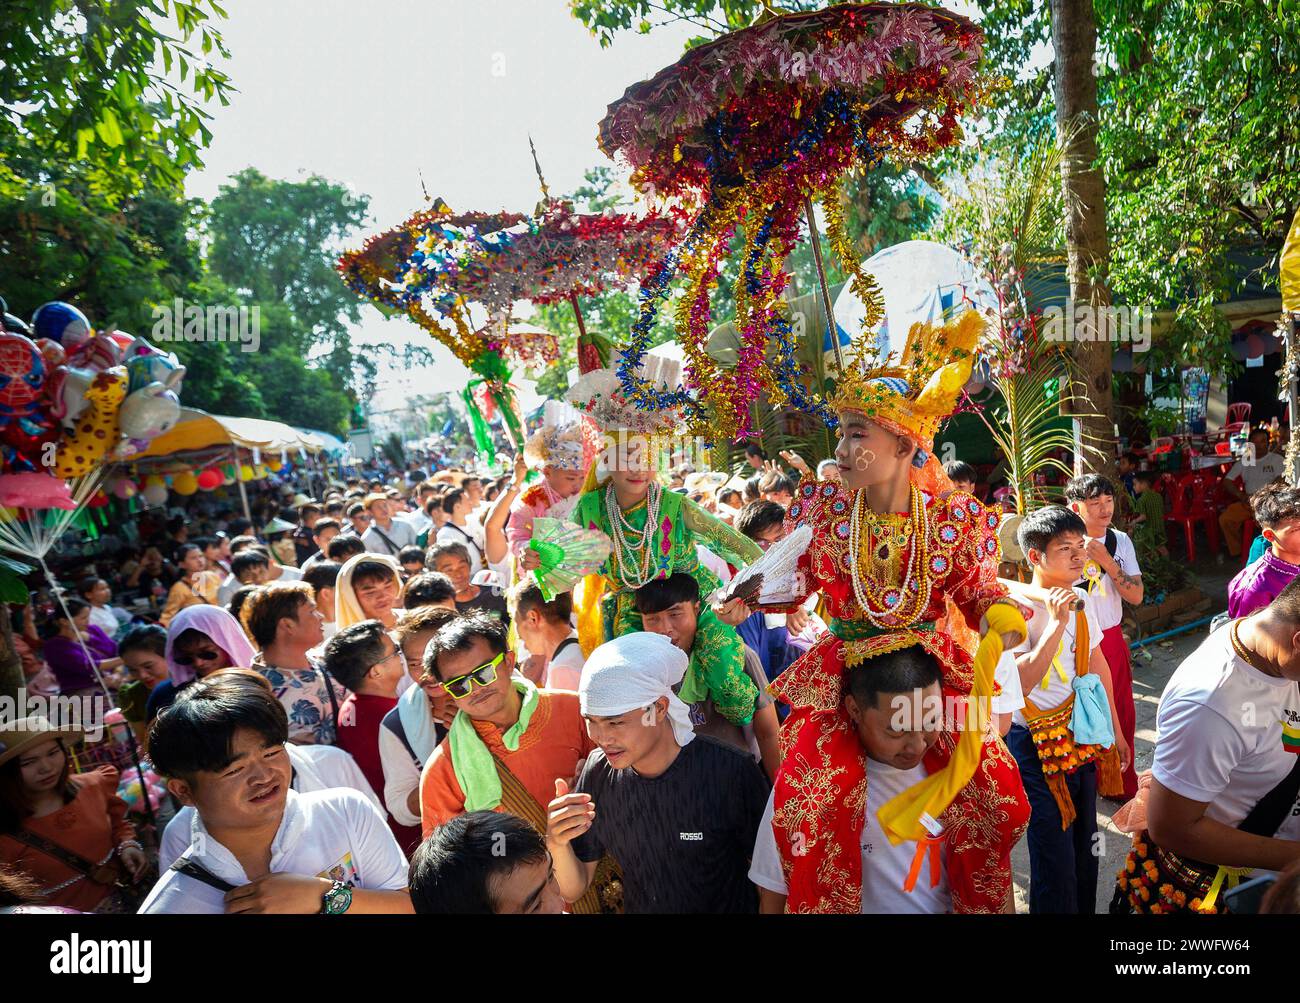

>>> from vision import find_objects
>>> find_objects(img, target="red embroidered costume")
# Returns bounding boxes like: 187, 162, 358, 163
765, 312, 1030, 914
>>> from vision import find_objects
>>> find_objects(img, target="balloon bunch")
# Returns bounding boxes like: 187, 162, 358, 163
597, 2, 987, 439
0, 298, 185, 509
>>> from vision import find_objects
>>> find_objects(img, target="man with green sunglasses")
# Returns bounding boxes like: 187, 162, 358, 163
417, 612, 594, 842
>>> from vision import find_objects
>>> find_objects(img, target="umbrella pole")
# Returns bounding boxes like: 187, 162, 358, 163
804, 194, 845, 375
569, 292, 588, 340
235, 451, 252, 523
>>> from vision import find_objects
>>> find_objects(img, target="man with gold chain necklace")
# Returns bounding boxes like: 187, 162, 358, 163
716, 312, 1031, 913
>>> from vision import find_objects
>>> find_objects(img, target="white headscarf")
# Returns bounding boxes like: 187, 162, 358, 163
579, 632, 695, 748
334, 553, 403, 630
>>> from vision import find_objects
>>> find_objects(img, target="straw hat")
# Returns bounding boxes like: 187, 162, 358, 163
0, 715, 85, 769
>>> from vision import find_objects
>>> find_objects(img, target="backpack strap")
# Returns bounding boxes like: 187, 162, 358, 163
169, 856, 237, 893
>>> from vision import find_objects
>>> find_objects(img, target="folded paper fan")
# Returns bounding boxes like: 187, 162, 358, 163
528, 517, 612, 601
709, 523, 812, 609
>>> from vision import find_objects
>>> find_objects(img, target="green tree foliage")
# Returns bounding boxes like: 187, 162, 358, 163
0, 0, 235, 194
208, 168, 369, 358
973, 0, 1300, 380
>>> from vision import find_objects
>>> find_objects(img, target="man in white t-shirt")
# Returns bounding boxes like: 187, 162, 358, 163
1006, 506, 1129, 915
1066, 474, 1143, 801
1220, 428, 1287, 558
139, 674, 410, 915
361, 494, 418, 558
750, 642, 1028, 914
512, 579, 584, 692
159, 738, 382, 871
1123, 580, 1300, 913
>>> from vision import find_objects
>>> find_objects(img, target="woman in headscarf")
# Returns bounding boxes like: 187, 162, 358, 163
144, 605, 256, 724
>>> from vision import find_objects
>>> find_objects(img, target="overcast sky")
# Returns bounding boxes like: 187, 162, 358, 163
186, 0, 700, 414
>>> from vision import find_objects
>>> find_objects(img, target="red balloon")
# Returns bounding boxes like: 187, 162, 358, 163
197, 468, 223, 490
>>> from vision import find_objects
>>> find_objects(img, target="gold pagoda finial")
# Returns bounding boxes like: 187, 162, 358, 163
528, 135, 551, 203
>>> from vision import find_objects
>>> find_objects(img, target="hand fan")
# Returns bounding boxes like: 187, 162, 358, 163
527, 517, 612, 601
708, 523, 812, 609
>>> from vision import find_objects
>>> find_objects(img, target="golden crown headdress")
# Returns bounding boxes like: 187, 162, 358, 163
830, 310, 984, 449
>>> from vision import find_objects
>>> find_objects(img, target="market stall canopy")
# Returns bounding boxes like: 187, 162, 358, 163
295, 427, 348, 457
133, 409, 322, 459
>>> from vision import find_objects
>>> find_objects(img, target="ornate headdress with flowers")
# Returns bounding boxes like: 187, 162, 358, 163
523, 401, 587, 472
831, 310, 984, 458
564, 351, 685, 437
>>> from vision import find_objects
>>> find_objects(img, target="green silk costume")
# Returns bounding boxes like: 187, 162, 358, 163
572, 484, 764, 726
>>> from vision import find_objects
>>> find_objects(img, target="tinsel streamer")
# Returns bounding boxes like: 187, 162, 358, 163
819, 180, 885, 344
460, 383, 497, 467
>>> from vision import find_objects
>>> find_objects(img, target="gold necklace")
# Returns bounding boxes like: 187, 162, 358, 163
1230, 619, 1276, 676
847, 483, 932, 627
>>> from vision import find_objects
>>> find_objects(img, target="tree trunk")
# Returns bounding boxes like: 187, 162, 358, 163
1050, 0, 1115, 478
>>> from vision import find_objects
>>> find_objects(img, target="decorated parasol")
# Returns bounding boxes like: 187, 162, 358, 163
422, 140, 683, 375
596, 1, 986, 440
337, 200, 536, 465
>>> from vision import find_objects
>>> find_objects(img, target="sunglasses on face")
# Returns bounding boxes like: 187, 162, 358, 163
440, 652, 505, 700
173, 646, 224, 667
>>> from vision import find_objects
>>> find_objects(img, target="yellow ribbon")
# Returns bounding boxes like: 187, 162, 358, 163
1040, 644, 1071, 690
878, 602, 1027, 844
1083, 560, 1106, 599
1198, 866, 1253, 913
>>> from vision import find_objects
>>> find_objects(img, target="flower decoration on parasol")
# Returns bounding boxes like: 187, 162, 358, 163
428, 185, 684, 374
597, 1, 987, 440
336, 198, 527, 369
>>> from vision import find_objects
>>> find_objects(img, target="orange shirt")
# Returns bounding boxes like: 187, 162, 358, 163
0, 766, 135, 912
420, 690, 594, 836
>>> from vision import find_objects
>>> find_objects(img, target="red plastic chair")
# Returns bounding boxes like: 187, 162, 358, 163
1227, 402, 1252, 426
1164, 472, 1220, 561
1241, 515, 1258, 568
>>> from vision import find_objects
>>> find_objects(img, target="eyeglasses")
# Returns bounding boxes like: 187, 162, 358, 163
440, 652, 505, 700
173, 647, 224, 667
366, 647, 406, 676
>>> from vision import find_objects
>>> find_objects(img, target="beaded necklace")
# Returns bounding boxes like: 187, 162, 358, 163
605, 480, 661, 590
847, 482, 932, 627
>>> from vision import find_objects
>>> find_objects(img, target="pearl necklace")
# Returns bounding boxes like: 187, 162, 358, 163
606, 480, 661, 590
847, 482, 932, 628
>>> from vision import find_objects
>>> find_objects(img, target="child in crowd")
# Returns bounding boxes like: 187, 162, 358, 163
1064, 474, 1143, 802
1006, 506, 1129, 914
1127, 470, 1168, 557
942, 459, 978, 498
1227, 482, 1300, 618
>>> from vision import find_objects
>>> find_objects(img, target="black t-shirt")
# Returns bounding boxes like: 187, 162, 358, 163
572, 736, 770, 914
456, 587, 510, 628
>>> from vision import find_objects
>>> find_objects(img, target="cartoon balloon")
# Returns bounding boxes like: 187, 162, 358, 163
53, 367, 128, 479
31, 302, 92, 349
0, 332, 48, 420
118, 384, 181, 442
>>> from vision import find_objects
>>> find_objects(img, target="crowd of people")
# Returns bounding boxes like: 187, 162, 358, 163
3, 336, 1300, 917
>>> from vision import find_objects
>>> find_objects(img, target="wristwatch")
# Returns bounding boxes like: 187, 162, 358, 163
321, 880, 354, 915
